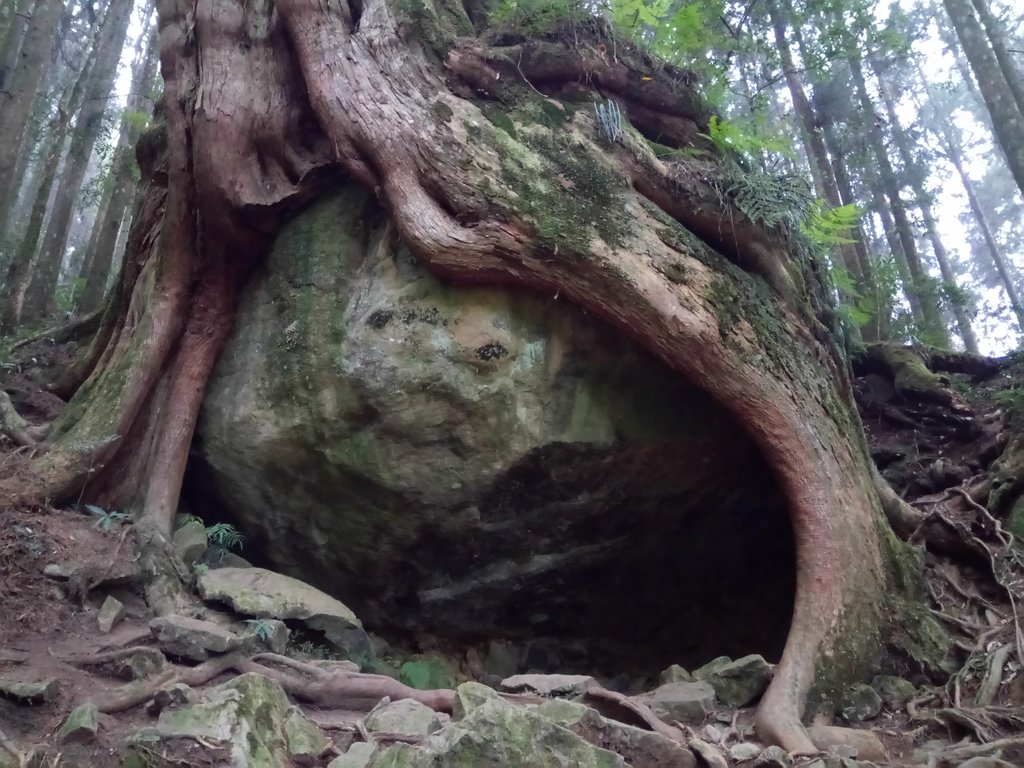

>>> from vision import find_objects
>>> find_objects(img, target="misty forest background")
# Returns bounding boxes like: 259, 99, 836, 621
0, 0, 1021, 357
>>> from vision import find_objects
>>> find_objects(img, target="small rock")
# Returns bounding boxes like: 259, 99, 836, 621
365, 698, 442, 735
42, 563, 70, 580
838, 683, 882, 723
0, 678, 59, 704
284, 707, 329, 762
702, 724, 723, 742
327, 742, 376, 768
957, 758, 1016, 768
870, 675, 916, 709
659, 664, 693, 684
172, 521, 208, 566
645, 681, 716, 723
97, 595, 126, 633
808, 725, 887, 763
730, 742, 762, 762
688, 738, 728, 768
122, 647, 167, 680
149, 615, 241, 661
59, 702, 99, 744
453, 682, 502, 719
754, 745, 790, 767
145, 683, 196, 716
240, 618, 290, 654
499, 673, 596, 697
693, 654, 773, 707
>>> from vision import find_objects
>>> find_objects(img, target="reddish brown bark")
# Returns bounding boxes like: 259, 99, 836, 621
1, 0, 922, 753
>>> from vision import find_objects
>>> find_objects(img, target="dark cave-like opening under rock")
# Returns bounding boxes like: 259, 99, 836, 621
184, 186, 795, 681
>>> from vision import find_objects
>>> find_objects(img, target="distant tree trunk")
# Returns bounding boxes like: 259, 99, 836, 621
765, 0, 865, 302
0, 65, 94, 332
18, 0, 133, 325
874, 73, 979, 353
943, 0, 1024, 197
0, 0, 33, 90
2, 1, 938, 755
0, 0, 61, 237
849, 54, 950, 347
77, 24, 158, 314
946, 123, 1024, 333
969, 0, 1024, 115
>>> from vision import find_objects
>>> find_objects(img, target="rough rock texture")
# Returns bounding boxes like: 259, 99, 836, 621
58, 702, 99, 744
532, 698, 697, 768
149, 615, 241, 662
196, 567, 369, 658
372, 694, 626, 767
499, 674, 596, 698
172, 521, 208, 566
153, 673, 326, 767
642, 681, 716, 723
97, 595, 126, 634
365, 698, 442, 736
692, 655, 773, 707
191, 188, 795, 674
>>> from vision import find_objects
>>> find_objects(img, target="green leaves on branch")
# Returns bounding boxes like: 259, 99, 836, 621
205, 522, 244, 551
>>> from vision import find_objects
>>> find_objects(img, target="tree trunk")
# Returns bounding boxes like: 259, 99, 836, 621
765, 0, 864, 294
77, 22, 159, 315
874, 72, 979, 353
2, 1, 936, 753
0, 0, 34, 91
849, 54, 950, 347
0, 22, 102, 333
17, 0, 133, 326
947, 125, 1024, 333
0, 0, 61, 237
943, 0, 1024, 197
969, 0, 1024, 116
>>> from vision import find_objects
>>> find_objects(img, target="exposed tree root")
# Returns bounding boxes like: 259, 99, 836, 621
0, 390, 46, 447
83, 651, 455, 715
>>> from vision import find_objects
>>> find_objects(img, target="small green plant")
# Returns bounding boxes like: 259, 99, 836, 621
205, 522, 244, 550
995, 387, 1024, 422
700, 116, 790, 160
489, 0, 588, 34
593, 99, 624, 143
84, 504, 131, 531
244, 619, 276, 642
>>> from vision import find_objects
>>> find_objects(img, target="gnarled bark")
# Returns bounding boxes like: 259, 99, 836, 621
0, 0, 932, 752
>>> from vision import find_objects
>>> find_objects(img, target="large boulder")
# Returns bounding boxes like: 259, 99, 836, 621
371, 694, 626, 767
150, 673, 327, 767
196, 567, 369, 659
191, 187, 795, 672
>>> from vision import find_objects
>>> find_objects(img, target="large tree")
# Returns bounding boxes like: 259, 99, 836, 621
0, 0, 942, 753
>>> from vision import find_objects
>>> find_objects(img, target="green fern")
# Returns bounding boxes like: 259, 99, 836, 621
85, 504, 131, 531
205, 523, 244, 551
244, 619, 276, 642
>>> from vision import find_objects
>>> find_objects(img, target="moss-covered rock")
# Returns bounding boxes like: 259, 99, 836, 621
372, 696, 626, 767
194, 186, 797, 673
152, 673, 326, 768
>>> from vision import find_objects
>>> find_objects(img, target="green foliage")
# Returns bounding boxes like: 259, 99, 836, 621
244, 619, 277, 642
489, 0, 588, 34
995, 386, 1024, 421
701, 116, 791, 161
205, 522, 244, 550
55, 278, 85, 316
398, 657, 458, 690
608, 0, 670, 30
85, 504, 131, 531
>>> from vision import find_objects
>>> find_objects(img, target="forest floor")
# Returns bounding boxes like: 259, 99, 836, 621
1, 348, 1024, 767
